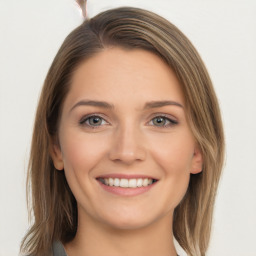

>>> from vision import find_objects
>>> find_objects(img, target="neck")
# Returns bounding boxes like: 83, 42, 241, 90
65, 209, 177, 256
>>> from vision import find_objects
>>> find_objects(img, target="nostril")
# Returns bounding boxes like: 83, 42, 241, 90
108, 131, 147, 163
109, 150, 147, 164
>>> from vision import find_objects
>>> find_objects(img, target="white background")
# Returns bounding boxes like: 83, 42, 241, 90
0, 0, 256, 255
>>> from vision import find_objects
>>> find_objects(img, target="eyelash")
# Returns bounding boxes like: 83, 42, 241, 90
148, 114, 178, 128
79, 114, 108, 128
79, 114, 178, 129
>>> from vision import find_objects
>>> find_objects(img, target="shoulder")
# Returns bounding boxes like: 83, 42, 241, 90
22, 241, 66, 256
52, 241, 67, 256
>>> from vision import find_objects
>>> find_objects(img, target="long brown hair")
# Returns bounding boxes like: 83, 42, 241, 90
21, 7, 224, 256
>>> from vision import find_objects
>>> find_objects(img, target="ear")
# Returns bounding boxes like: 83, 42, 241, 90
190, 145, 203, 174
50, 137, 64, 171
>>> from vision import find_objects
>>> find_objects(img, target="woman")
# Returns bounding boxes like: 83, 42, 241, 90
20, 6, 224, 256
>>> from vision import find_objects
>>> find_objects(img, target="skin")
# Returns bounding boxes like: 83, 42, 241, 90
51, 47, 203, 256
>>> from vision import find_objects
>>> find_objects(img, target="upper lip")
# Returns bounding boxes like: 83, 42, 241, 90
96, 173, 158, 180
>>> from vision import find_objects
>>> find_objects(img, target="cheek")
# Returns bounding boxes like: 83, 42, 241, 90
148, 131, 194, 206
149, 130, 195, 174
58, 130, 110, 209
59, 129, 108, 177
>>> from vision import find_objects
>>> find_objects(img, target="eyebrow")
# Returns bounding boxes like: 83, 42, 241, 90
70, 100, 114, 112
70, 99, 183, 113
144, 100, 183, 109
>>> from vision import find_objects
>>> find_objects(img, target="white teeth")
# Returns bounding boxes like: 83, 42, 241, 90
100, 177, 155, 188
143, 178, 149, 187
137, 178, 143, 187
120, 179, 129, 188
114, 178, 119, 187
128, 179, 137, 188
109, 178, 114, 186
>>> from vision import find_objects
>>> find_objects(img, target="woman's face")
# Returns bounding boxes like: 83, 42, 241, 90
52, 47, 202, 230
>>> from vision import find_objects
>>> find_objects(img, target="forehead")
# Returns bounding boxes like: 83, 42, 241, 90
65, 47, 184, 109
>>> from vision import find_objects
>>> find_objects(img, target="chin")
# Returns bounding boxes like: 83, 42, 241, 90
97, 207, 167, 231
104, 217, 154, 231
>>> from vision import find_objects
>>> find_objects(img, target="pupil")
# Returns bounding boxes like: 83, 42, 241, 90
154, 117, 165, 126
90, 117, 101, 125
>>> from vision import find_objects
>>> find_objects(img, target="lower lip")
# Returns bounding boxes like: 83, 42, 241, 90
97, 180, 158, 196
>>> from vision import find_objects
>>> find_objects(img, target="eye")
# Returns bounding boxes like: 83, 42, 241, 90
80, 115, 108, 127
149, 115, 178, 127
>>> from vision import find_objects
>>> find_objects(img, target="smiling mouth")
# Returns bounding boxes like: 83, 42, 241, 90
97, 177, 158, 188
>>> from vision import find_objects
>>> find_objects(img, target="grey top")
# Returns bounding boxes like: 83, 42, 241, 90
52, 241, 67, 256
52, 241, 179, 256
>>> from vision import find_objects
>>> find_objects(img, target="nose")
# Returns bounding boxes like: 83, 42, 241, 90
108, 123, 146, 164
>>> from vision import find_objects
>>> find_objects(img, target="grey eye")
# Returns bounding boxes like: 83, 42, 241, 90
152, 117, 168, 126
79, 114, 109, 129
87, 116, 103, 126
149, 116, 178, 127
